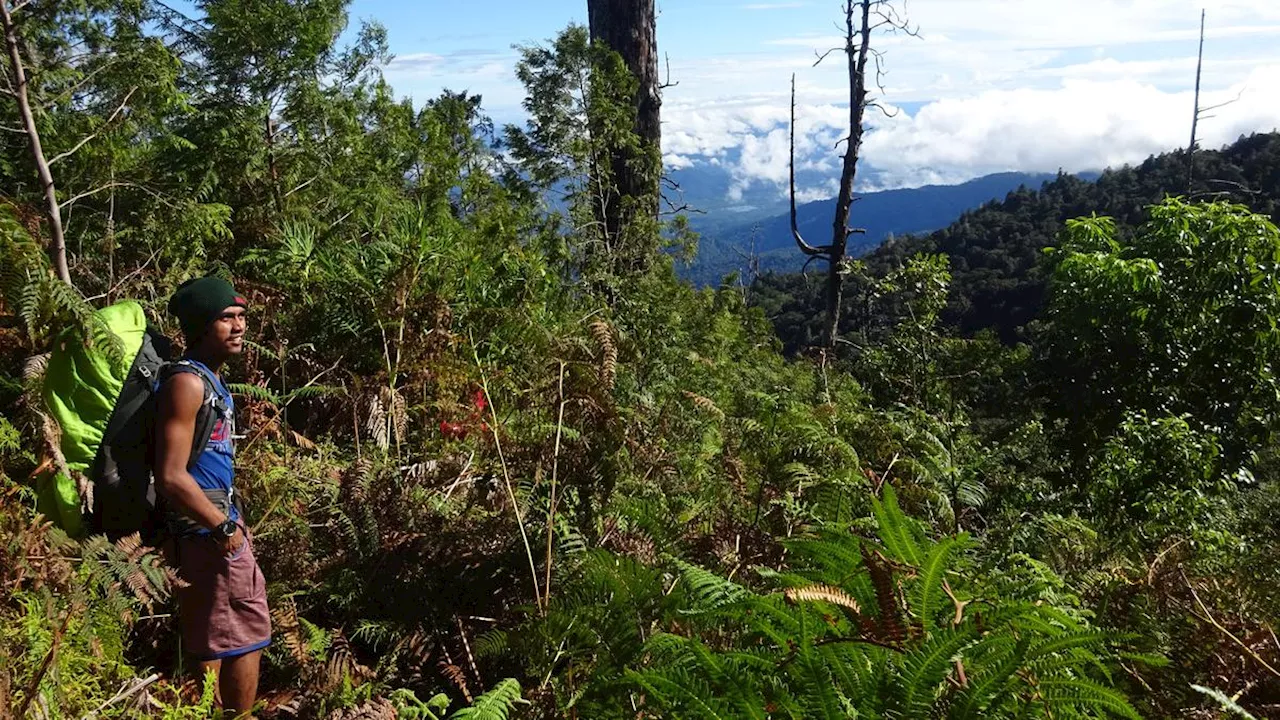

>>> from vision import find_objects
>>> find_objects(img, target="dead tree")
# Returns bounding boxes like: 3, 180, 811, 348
1186, 9, 1205, 193
587, 0, 661, 270
0, 0, 71, 287
791, 0, 916, 348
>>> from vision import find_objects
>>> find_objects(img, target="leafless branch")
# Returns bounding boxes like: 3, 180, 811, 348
80, 673, 160, 720
873, 51, 890, 92
801, 254, 832, 274
83, 247, 161, 302
813, 46, 843, 67
1182, 571, 1280, 680
1186, 8, 1205, 191
8, 0, 30, 14
47, 87, 136, 166
1199, 86, 1246, 115
60, 180, 180, 211
36, 58, 117, 110
790, 74, 832, 258
868, 100, 899, 119
658, 52, 678, 90
283, 175, 318, 199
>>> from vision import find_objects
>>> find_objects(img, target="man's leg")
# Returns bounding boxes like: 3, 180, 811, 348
220, 649, 262, 717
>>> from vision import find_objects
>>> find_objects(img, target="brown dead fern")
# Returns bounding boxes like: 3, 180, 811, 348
590, 320, 617, 391
682, 390, 725, 419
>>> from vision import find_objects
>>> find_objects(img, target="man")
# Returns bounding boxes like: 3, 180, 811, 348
155, 276, 270, 717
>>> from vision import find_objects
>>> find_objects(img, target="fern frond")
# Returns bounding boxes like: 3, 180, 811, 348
897, 625, 978, 717
785, 584, 861, 614
1191, 684, 1259, 719
912, 536, 962, 634
1036, 677, 1142, 719
590, 320, 617, 391
872, 483, 924, 566
228, 383, 282, 405
671, 557, 753, 614
449, 678, 526, 720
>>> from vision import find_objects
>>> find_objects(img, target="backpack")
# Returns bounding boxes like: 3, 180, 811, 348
38, 300, 222, 540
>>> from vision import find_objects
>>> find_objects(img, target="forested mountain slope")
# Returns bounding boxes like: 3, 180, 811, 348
754, 132, 1280, 350
685, 171, 1062, 284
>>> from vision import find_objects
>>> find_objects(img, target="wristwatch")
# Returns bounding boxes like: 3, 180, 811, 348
215, 519, 238, 539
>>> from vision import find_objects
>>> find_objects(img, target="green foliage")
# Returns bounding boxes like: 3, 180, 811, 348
0, 210, 122, 362
2, 1, 1279, 716
449, 679, 527, 720
506, 24, 663, 283
617, 486, 1141, 719
1045, 199, 1280, 464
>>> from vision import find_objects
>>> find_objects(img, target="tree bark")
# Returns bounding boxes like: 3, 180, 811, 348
823, 0, 872, 348
587, 0, 660, 268
1, 0, 72, 287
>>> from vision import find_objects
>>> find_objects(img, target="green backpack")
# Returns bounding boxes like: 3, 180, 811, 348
38, 301, 220, 539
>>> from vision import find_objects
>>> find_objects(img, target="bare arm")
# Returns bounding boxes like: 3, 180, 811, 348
155, 372, 241, 550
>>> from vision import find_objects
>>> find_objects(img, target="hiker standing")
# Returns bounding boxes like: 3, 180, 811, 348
155, 277, 271, 717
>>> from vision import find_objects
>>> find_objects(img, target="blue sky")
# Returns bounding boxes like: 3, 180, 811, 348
352, 0, 1280, 196
206, 1, 1280, 197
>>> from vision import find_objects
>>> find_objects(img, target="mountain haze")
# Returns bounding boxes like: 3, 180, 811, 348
682, 171, 1069, 284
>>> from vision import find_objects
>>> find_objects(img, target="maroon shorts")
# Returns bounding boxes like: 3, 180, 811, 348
174, 527, 272, 661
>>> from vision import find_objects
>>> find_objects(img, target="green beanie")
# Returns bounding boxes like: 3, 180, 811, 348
168, 276, 247, 340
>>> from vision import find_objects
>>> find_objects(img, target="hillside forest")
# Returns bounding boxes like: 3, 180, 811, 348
2, 1, 1280, 719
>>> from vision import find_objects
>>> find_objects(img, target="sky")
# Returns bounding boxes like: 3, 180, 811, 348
353, 0, 1280, 197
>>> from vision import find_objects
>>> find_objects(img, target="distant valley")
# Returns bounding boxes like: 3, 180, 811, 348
668, 169, 1092, 285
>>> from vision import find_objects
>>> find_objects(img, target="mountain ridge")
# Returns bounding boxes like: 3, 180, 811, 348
680, 170, 1078, 285
751, 132, 1280, 352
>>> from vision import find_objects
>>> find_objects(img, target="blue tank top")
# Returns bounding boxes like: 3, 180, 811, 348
180, 359, 239, 527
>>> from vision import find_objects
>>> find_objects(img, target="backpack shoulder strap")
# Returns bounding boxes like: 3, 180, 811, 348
100, 327, 170, 449
158, 361, 225, 471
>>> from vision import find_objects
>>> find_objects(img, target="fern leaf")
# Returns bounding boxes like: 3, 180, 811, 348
912, 536, 959, 634
785, 584, 861, 614
627, 669, 735, 720
671, 557, 753, 614
449, 678, 526, 720
873, 484, 923, 566
1036, 678, 1142, 720
897, 625, 978, 717
228, 382, 282, 405
1191, 684, 1259, 719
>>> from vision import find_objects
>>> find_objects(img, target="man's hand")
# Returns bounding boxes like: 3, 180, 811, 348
220, 525, 245, 556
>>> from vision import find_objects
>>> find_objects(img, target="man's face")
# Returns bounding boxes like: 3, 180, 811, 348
198, 306, 247, 357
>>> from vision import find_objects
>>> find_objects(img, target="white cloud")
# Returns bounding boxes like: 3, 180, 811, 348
378, 0, 1280, 202
650, 0, 1280, 198
664, 153, 695, 170
860, 66, 1280, 185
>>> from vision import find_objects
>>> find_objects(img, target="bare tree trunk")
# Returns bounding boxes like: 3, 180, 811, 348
265, 108, 284, 214
587, 0, 660, 271
1186, 8, 1205, 193
823, 0, 872, 347
1, 0, 72, 287
790, 0, 914, 349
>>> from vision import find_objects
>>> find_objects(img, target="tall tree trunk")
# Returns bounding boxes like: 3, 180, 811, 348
1, 0, 72, 287
587, 0, 660, 270
823, 0, 872, 347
